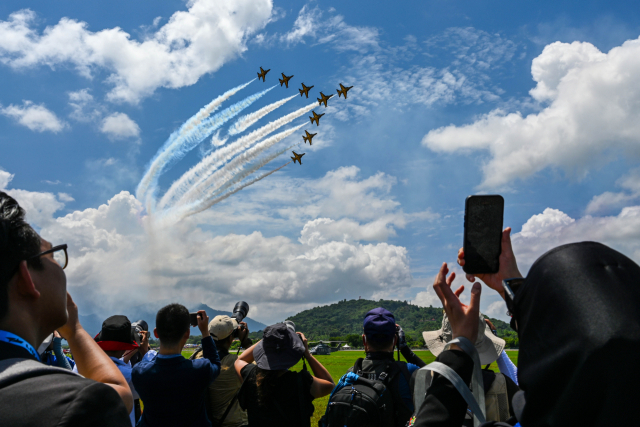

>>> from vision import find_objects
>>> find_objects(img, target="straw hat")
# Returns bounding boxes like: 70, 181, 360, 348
423, 312, 505, 365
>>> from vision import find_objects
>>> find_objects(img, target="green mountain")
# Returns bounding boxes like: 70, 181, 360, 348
284, 298, 517, 348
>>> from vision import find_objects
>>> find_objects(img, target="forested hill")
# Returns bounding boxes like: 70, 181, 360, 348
285, 299, 516, 347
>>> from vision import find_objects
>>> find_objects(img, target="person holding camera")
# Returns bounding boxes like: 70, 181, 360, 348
234, 322, 335, 427
192, 315, 253, 427
132, 305, 221, 427
0, 191, 132, 426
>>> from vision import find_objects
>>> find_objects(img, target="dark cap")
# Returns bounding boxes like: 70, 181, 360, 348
363, 307, 396, 342
253, 323, 305, 371
94, 315, 139, 351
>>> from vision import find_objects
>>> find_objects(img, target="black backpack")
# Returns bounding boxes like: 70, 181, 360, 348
319, 358, 412, 427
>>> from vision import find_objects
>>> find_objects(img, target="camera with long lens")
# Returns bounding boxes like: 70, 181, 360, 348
284, 320, 304, 343
131, 320, 148, 345
231, 301, 249, 336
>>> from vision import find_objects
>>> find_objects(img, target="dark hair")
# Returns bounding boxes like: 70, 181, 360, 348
155, 303, 189, 345
0, 191, 43, 321
365, 334, 395, 352
255, 367, 287, 406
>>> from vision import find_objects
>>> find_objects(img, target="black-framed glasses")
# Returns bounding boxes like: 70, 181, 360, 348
27, 244, 68, 270
502, 277, 525, 317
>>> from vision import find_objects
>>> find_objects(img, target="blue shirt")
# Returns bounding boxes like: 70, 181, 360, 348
132, 337, 221, 427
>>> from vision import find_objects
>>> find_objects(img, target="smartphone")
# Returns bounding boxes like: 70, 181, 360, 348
463, 195, 504, 274
189, 312, 199, 327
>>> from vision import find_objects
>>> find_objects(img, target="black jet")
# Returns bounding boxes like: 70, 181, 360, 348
317, 91, 334, 107
309, 111, 324, 126
337, 83, 353, 99
291, 151, 305, 165
302, 130, 317, 145
279, 73, 294, 88
299, 82, 314, 98
257, 67, 270, 82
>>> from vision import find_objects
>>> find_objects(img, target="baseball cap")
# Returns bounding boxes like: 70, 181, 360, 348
363, 307, 396, 342
208, 315, 238, 340
94, 315, 139, 351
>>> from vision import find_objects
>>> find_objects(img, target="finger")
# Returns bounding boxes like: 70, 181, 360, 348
465, 273, 475, 283
446, 271, 456, 287
457, 248, 465, 266
502, 227, 513, 254
468, 282, 482, 318
454, 285, 465, 297
432, 263, 449, 304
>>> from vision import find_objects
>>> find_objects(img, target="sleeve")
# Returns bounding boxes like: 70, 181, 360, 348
401, 346, 427, 368
200, 336, 221, 383
58, 381, 131, 427
240, 363, 256, 381
411, 349, 474, 427
52, 337, 72, 370
496, 351, 518, 385
141, 349, 157, 363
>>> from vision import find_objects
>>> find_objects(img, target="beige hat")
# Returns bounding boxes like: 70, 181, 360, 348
422, 312, 505, 365
208, 315, 238, 340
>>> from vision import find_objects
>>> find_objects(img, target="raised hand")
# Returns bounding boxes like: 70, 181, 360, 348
432, 263, 481, 346
196, 310, 210, 337
457, 227, 522, 299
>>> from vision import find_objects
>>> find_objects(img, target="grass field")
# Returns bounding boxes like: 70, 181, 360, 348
181, 349, 518, 425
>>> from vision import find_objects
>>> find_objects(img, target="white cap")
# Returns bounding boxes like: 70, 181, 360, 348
208, 315, 238, 340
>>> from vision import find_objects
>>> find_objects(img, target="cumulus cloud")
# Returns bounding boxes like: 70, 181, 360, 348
512, 206, 640, 271
423, 37, 640, 188
585, 167, 640, 215
0, 100, 67, 132
0, 170, 14, 190
57, 192, 74, 202
68, 89, 103, 122
100, 112, 140, 140
0, 1, 273, 104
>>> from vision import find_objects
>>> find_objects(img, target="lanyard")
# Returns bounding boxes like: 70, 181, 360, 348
0, 330, 41, 361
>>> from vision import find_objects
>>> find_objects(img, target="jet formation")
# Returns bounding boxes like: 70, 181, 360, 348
256, 67, 354, 166
257, 67, 270, 82
309, 111, 324, 126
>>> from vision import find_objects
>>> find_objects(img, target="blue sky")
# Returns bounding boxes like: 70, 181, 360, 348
2, 0, 640, 324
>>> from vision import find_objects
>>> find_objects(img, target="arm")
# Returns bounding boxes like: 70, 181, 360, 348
397, 324, 426, 368
196, 310, 221, 382
496, 351, 518, 385
58, 293, 133, 414
52, 331, 72, 370
234, 340, 259, 380
298, 332, 335, 398
457, 227, 522, 300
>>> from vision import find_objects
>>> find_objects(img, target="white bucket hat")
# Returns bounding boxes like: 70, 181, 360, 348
422, 312, 505, 365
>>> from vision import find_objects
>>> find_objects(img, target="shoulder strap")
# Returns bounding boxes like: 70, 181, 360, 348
0, 358, 79, 388
353, 358, 364, 375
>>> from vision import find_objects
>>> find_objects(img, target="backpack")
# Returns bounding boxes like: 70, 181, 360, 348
319, 358, 412, 427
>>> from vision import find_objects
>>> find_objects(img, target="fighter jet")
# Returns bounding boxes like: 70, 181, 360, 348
302, 130, 317, 145
337, 83, 353, 99
279, 73, 294, 88
291, 151, 305, 165
257, 67, 270, 82
299, 83, 314, 98
317, 92, 334, 107
309, 111, 324, 126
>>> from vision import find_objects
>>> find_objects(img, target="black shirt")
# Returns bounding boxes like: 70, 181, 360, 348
0, 341, 131, 427
239, 364, 314, 427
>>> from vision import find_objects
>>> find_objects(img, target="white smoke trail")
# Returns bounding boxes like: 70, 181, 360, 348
182, 161, 292, 219
186, 125, 304, 204
137, 85, 275, 211
136, 80, 252, 205
158, 102, 316, 210
228, 94, 296, 135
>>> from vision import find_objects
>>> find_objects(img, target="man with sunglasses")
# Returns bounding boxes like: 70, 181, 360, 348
0, 191, 132, 426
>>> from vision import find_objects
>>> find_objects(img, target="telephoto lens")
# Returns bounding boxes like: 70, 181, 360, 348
284, 320, 296, 333
131, 320, 148, 343
232, 301, 250, 324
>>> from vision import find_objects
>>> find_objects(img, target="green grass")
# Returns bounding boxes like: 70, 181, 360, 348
179, 349, 518, 425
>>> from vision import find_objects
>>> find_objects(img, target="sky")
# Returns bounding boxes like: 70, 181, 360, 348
2, 0, 640, 325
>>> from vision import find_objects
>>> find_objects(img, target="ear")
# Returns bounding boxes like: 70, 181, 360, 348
361, 334, 367, 350
15, 261, 41, 299
153, 328, 159, 339
183, 329, 190, 340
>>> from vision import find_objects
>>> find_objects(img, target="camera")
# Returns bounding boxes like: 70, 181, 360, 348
131, 320, 148, 345
231, 301, 249, 331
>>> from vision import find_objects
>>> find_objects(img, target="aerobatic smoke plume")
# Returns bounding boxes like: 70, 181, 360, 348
228, 94, 297, 135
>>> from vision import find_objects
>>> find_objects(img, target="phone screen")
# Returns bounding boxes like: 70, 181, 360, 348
189, 313, 199, 327
463, 195, 504, 274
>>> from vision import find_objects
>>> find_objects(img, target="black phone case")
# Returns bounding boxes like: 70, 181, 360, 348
463, 195, 504, 274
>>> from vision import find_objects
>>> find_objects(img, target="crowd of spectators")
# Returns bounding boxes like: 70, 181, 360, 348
2, 188, 639, 427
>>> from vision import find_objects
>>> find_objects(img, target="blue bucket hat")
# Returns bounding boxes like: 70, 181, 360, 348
363, 307, 396, 342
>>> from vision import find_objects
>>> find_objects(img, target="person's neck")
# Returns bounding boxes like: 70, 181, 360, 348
158, 344, 183, 355
0, 312, 48, 350
366, 351, 394, 360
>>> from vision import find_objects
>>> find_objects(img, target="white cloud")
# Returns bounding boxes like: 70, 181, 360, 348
512, 206, 640, 271
586, 168, 640, 214
0, 170, 14, 190
5, 187, 65, 228
422, 37, 640, 188
68, 89, 103, 122
414, 289, 440, 308
0, 100, 67, 132
0, 1, 273, 104
57, 192, 74, 202
484, 300, 507, 318
100, 112, 140, 140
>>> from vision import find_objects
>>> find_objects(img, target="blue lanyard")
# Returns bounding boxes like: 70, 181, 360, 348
0, 330, 41, 361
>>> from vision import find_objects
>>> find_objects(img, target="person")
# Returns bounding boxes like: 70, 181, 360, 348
192, 315, 253, 427
38, 331, 75, 370
422, 313, 519, 423
132, 305, 221, 427
94, 315, 150, 426
234, 322, 335, 427
483, 319, 518, 386
0, 191, 132, 426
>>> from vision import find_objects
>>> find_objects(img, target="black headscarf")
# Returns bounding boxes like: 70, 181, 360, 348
515, 242, 640, 426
